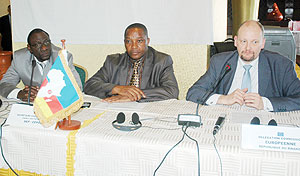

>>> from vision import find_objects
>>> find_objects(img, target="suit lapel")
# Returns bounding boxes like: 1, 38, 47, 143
258, 52, 271, 96
119, 54, 129, 85
140, 48, 153, 89
223, 53, 238, 94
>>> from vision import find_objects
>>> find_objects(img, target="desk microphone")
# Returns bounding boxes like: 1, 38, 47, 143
28, 59, 36, 104
197, 64, 231, 105
213, 115, 226, 135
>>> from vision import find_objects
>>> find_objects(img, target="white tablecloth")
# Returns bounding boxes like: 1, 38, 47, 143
0, 95, 300, 176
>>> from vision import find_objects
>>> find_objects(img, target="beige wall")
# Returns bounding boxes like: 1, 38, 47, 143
0, 0, 10, 17
12, 1, 226, 100
14, 43, 208, 100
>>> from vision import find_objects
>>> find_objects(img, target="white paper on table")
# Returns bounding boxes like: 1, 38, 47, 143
6, 103, 55, 130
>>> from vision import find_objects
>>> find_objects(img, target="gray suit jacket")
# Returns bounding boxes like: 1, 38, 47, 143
84, 46, 179, 102
0, 44, 82, 98
186, 50, 300, 112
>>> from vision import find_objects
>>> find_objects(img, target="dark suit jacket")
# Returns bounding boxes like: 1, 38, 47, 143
186, 50, 300, 112
0, 14, 12, 51
0, 44, 82, 98
84, 46, 179, 102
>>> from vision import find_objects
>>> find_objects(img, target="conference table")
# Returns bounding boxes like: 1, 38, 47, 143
0, 95, 299, 176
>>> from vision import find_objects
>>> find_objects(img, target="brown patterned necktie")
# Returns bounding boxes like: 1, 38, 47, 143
129, 59, 142, 87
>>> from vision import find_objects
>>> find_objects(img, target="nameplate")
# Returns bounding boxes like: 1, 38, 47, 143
6, 103, 55, 129
241, 124, 300, 153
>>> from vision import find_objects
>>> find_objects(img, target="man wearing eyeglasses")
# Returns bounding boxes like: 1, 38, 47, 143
0, 28, 82, 102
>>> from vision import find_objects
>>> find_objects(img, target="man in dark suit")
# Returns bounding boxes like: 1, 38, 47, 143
0, 5, 12, 51
0, 28, 82, 102
187, 20, 300, 112
84, 23, 179, 103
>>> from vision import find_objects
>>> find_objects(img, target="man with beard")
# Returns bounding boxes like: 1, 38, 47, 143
0, 28, 82, 102
186, 20, 300, 112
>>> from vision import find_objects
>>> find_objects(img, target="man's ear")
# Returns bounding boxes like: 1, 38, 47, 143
146, 38, 150, 45
234, 36, 238, 47
261, 38, 266, 49
27, 44, 33, 53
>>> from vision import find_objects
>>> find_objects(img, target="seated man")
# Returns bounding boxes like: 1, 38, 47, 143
0, 28, 82, 102
186, 20, 300, 112
84, 23, 179, 102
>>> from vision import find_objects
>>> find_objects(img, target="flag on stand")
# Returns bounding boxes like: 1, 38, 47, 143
33, 49, 83, 127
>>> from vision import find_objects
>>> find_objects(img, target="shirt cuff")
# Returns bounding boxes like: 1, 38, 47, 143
7, 88, 21, 99
205, 94, 221, 105
262, 97, 274, 111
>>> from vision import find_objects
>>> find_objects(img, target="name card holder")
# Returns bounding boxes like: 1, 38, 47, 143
241, 124, 300, 153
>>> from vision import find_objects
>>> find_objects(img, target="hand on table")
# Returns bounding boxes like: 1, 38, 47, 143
102, 95, 133, 103
243, 92, 264, 110
111, 85, 146, 101
217, 88, 248, 106
17, 86, 39, 102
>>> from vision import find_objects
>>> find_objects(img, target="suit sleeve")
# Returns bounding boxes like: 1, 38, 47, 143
268, 61, 300, 112
0, 57, 22, 98
186, 56, 220, 104
139, 56, 179, 102
67, 52, 83, 91
83, 56, 116, 98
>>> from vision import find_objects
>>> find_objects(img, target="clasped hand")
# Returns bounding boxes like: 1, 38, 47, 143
217, 88, 264, 110
102, 85, 146, 103
17, 86, 39, 102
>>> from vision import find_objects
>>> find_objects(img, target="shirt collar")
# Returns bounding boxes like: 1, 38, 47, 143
238, 56, 259, 68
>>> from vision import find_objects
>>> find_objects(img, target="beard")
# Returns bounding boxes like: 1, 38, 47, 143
240, 51, 257, 62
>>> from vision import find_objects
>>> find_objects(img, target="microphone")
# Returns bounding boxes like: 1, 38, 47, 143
213, 114, 226, 135
27, 59, 36, 104
250, 117, 260, 125
197, 63, 231, 105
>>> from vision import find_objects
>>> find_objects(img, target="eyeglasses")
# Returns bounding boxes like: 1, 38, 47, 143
30, 39, 51, 50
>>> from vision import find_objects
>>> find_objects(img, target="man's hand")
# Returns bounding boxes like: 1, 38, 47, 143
111, 85, 146, 101
217, 88, 248, 105
102, 95, 132, 103
17, 86, 39, 102
243, 92, 264, 110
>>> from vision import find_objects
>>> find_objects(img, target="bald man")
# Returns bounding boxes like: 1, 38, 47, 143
187, 20, 300, 112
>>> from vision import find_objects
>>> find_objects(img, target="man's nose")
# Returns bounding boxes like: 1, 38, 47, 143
132, 41, 138, 48
40, 44, 47, 51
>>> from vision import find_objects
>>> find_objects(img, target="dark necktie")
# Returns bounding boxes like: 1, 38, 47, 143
129, 60, 142, 87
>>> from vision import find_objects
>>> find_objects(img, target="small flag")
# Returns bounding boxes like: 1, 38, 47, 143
33, 50, 83, 127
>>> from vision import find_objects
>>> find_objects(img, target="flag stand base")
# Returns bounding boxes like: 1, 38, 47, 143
56, 116, 81, 130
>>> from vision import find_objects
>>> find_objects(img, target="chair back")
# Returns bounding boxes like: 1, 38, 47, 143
74, 63, 88, 87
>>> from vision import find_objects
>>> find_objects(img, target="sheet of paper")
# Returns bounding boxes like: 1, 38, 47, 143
6, 103, 55, 130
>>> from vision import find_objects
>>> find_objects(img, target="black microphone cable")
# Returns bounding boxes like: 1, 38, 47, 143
153, 125, 188, 176
0, 119, 19, 176
182, 127, 200, 176
28, 59, 36, 104
213, 134, 223, 176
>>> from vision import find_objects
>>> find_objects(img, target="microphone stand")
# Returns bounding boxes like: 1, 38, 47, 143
196, 64, 231, 116
28, 59, 36, 104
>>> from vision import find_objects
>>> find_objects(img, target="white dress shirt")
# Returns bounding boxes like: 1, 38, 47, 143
7, 57, 49, 99
206, 56, 274, 111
